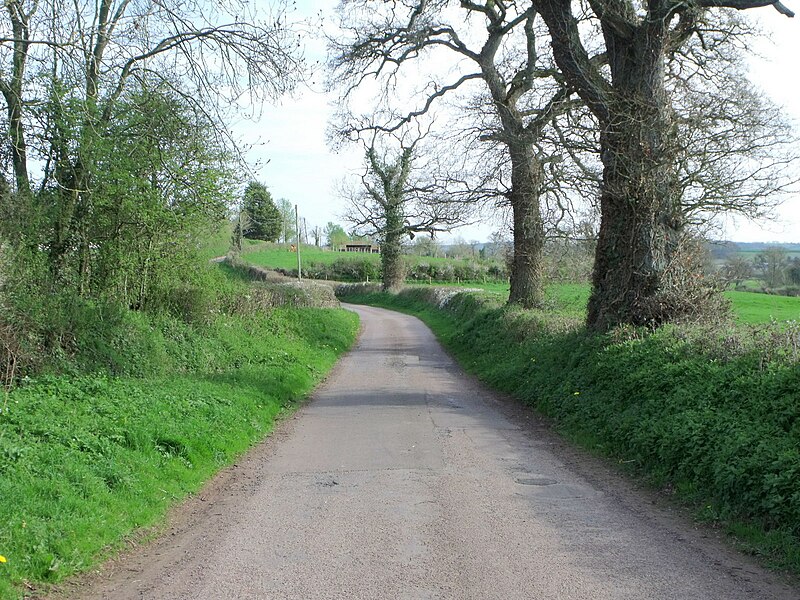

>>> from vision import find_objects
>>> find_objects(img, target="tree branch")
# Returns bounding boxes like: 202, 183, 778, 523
696, 0, 794, 16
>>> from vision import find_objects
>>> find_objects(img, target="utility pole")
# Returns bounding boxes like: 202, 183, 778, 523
295, 204, 302, 281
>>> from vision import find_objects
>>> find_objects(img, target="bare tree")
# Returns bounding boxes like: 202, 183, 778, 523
410, 235, 443, 258
721, 255, 753, 288
344, 132, 467, 291
667, 15, 799, 232
328, 0, 583, 307
311, 225, 322, 247
464, 9, 796, 275
533, 0, 795, 328
531, 14, 799, 239
755, 246, 789, 288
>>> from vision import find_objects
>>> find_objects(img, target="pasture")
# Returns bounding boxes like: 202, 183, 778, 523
242, 246, 800, 324
406, 281, 799, 324
243, 244, 481, 270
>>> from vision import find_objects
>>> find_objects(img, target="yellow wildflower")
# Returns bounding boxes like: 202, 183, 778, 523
0, 555, 7, 563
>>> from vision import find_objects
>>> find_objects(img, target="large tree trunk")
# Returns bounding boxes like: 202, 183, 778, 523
507, 143, 546, 308
476, 32, 547, 309
381, 199, 405, 292
48, 145, 97, 292
586, 28, 684, 329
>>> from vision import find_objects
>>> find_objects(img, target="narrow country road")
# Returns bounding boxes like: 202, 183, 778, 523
66, 304, 797, 600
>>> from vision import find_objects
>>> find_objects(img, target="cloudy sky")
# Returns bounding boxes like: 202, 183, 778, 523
235, 0, 800, 244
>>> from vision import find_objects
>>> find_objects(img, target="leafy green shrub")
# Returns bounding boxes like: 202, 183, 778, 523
0, 257, 345, 386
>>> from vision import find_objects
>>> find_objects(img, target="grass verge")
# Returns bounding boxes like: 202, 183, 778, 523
337, 285, 800, 577
0, 301, 358, 599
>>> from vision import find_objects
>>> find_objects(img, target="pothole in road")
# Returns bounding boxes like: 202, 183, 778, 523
515, 477, 558, 486
315, 476, 339, 487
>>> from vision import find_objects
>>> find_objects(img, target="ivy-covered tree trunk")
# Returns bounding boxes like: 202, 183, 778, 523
507, 143, 546, 308
49, 149, 93, 290
348, 142, 464, 286
586, 29, 683, 329
381, 198, 405, 291
535, 0, 784, 329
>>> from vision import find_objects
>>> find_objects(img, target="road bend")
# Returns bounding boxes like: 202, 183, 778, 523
74, 304, 798, 600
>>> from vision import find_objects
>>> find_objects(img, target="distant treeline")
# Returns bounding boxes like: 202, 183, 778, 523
708, 241, 800, 259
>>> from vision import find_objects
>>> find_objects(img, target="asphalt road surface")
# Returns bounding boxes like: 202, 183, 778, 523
66, 304, 798, 600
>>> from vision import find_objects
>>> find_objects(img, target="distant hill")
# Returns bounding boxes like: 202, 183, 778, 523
706, 240, 800, 260
732, 242, 800, 253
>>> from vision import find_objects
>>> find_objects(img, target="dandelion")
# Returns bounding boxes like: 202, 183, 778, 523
0, 555, 7, 563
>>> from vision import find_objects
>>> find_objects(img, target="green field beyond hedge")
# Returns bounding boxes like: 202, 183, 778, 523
244, 245, 507, 284
337, 285, 800, 575
246, 245, 381, 270
244, 246, 800, 324
725, 290, 800, 323
0, 272, 358, 599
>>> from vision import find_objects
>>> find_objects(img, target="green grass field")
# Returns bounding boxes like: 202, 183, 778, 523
724, 290, 800, 323
542, 284, 800, 324
245, 244, 486, 270
413, 281, 800, 324
736, 250, 800, 260
245, 245, 349, 270
243, 246, 800, 324
198, 222, 270, 261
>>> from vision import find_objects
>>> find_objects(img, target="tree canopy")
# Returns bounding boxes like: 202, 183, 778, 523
242, 182, 282, 242
0, 0, 302, 304
329, 0, 796, 326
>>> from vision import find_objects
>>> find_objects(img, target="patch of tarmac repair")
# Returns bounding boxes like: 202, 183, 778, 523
515, 477, 558, 486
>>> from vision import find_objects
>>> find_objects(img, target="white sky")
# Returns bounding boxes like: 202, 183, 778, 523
235, 0, 800, 244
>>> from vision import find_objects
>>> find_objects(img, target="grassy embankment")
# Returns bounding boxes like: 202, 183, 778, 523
336, 283, 800, 575
0, 264, 359, 599
198, 221, 270, 261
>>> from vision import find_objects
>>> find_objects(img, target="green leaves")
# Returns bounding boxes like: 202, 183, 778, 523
241, 182, 282, 243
